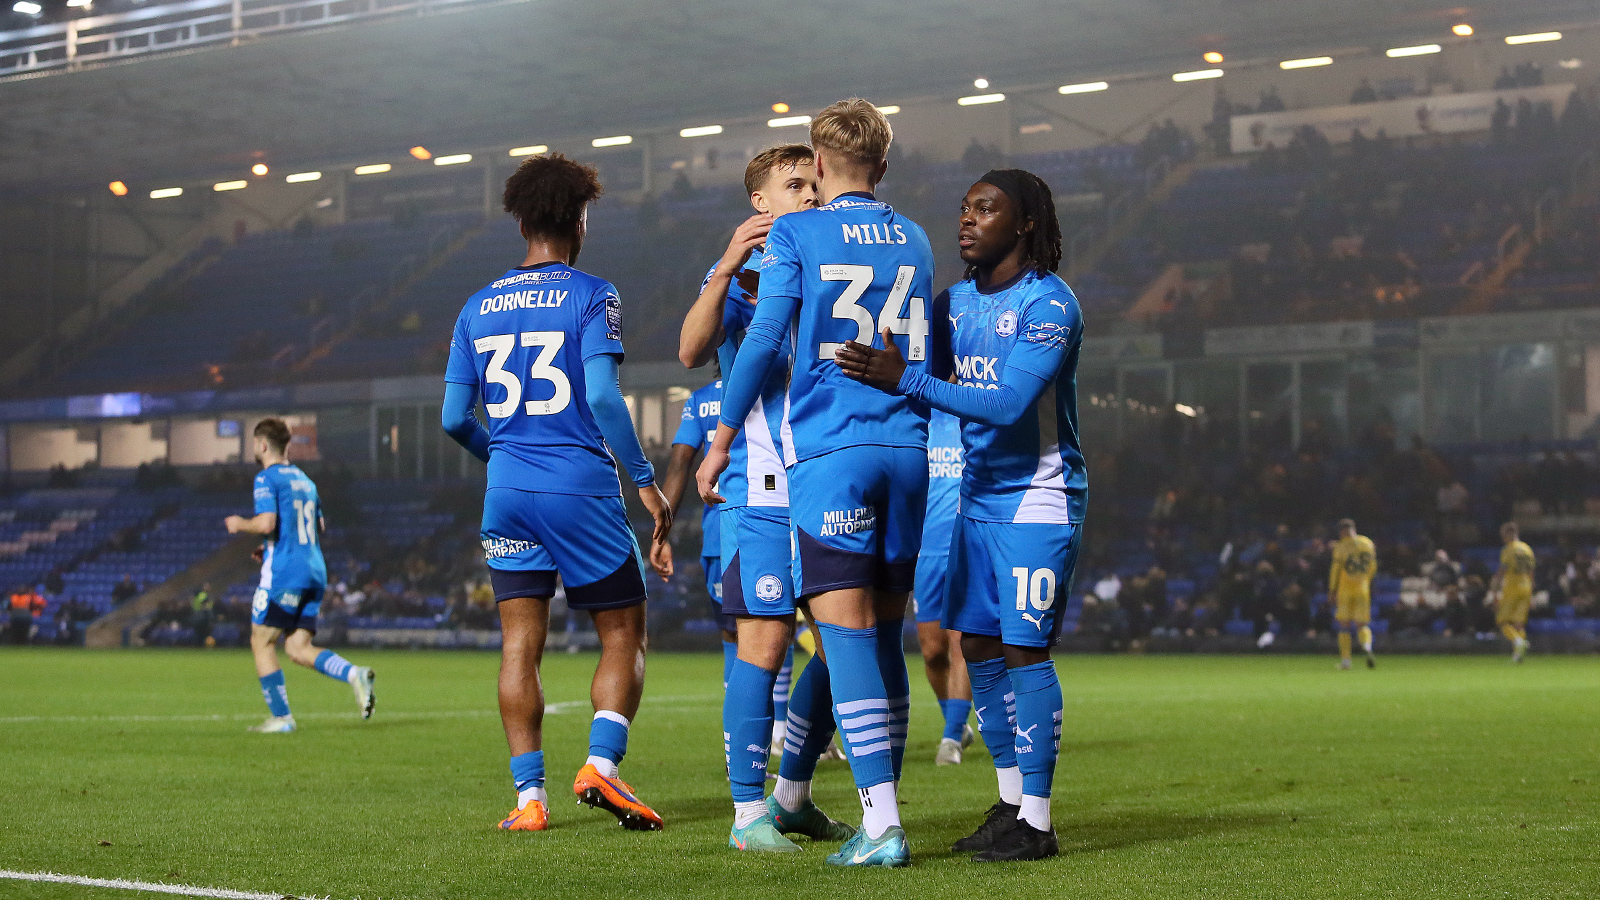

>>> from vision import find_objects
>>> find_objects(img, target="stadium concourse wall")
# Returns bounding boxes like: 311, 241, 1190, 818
8, 308, 1600, 477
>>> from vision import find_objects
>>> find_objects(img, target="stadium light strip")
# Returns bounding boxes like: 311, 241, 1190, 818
433, 154, 472, 165
958, 93, 1006, 105
1505, 32, 1561, 45
767, 115, 811, 127
285, 171, 322, 183
353, 164, 391, 175
509, 145, 548, 157
1058, 81, 1109, 94
591, 135, 633, 147
12, 1, 41, 14
1386, 43, 1441, 57
679, 125, 723, 138
1172, 69, 1224, 82
1280, 56, 1333, 69
148, 187, 182, 199
876, 105, 901, 115
212, 180, 247, 192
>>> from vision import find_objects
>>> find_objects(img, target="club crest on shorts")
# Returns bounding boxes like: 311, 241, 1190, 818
996, 309, 1018, 337
755, 574, 784, 602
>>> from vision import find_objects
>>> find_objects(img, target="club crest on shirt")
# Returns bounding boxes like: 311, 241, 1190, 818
996, 309, 1018, 337
755, 574, 784, 602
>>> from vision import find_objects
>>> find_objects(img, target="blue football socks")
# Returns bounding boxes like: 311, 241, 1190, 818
772, 644, 794, 743
509, 750, 545, 794
258, 669, 291, 718
1010, 660, 1063, 829
312, 649, 355, 683
1010, 661, 1062, 797
873, 618, 911, 781
815, 622, 894, 790
588, 711, 630, 768
777, 654, 835, 784
967, 657, 1018, 769
724, 658, 777, 803
941, 698, 973, 742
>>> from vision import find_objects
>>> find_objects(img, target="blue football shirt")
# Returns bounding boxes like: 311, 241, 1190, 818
709, 259, 791, 509
253, 463, 328, 592
721, 192, 934, 461
444, 262, 626, 496
673, 379, 724, 559
933, 269, 1087, 524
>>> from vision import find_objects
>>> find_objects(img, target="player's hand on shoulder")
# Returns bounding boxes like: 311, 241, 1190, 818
717, 214, 773, 276
835, 326, 906, 392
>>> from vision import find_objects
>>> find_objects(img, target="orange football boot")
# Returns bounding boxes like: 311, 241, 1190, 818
498, 800, 549, 831
572, 763, 664, 831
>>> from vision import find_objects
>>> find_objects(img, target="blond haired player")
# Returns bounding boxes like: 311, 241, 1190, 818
1329, 518, 1377, 670
1488, 522, 1535, 662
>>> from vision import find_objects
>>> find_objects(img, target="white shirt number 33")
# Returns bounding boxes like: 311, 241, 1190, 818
475, 332, 572, 418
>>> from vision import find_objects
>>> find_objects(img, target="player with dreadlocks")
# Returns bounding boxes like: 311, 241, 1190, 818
834, 169, 1085, 862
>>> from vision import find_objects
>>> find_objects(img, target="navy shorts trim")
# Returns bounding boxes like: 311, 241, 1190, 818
490, 568, 558, 602
565, 556, 648, 611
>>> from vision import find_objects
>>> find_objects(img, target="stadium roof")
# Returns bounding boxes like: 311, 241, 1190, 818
0, 0, 1592, 191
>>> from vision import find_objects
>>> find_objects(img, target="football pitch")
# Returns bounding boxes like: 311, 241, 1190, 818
0, 650, 1594, 899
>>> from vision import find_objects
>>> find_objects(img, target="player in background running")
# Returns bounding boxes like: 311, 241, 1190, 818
226, 417, 374, 734
441, 153, 672, 834
836, 169, 1084, 862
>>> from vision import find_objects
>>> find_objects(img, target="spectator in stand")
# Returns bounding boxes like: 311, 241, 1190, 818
1350, 79, 1378, 104
1257, 86, 1286, 113
10, 585, 36, 644
111, 574, 140, 605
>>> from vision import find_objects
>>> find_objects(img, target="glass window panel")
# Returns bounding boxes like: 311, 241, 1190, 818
1245, 362, 1293, 451
1480, 343, 1555, 442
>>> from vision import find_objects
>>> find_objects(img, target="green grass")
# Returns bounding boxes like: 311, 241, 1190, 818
0, 649, 1595, 899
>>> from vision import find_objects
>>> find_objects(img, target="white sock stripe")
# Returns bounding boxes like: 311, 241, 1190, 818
839, 712, 887, 730
783, 740, 804, 753
835, 698, 889, 715
594, 710, 631, 728
786, 712, 812, 729
846, 725, 891, 742
851, 739, 892, 756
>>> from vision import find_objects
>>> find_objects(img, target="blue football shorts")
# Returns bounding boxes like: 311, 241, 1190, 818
721, 505, 797, 618
787, 445, 928, 597
702, 553, 736, 633
944, 516, 1081, 649
913, 516, 957, 625
252, 585, 323, 633
480, 487, 647, 611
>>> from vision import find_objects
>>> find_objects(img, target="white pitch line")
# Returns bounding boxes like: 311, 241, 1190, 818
0, 695, 717, 725
0, 869, 330, 899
